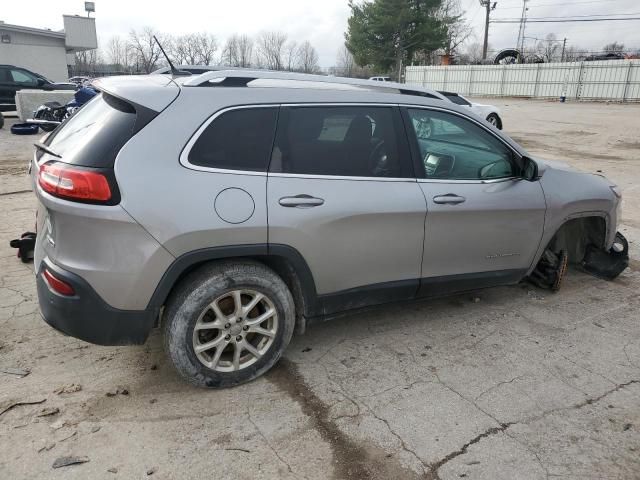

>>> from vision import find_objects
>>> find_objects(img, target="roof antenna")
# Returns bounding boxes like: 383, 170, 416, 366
153, 35, 190, 76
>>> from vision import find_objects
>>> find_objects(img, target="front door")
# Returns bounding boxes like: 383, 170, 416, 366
403, 107, 546, 295
0, 66, 17, 111
267, 105, 427, 314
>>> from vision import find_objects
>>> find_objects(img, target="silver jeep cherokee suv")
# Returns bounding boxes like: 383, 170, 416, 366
32, 71, 628, 388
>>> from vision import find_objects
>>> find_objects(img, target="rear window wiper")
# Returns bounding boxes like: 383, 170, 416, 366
34, 142, 62, 159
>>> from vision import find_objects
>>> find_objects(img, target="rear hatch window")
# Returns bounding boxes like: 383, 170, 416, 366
41, 93, 137, 168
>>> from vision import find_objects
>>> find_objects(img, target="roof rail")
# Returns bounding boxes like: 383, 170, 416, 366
182, 70, 444, 99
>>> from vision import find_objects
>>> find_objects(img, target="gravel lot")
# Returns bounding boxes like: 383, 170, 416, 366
1, 99, 639, 480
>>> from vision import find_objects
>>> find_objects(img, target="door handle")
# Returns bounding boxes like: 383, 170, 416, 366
433, 194, 466, 205
278, 194, 325, 208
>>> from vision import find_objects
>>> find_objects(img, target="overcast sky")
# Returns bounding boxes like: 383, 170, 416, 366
2, 0, 638, 66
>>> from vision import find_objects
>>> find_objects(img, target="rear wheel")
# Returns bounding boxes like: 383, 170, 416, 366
163, 260, 295, 388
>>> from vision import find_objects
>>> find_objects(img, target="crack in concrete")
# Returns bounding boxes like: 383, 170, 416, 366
268, 358, 426, 480
424, 378, 640, 479
623, 341, 640, 370
474, 375, 524, 402
360, 401, 430, 475
246, 406, 296, 477
425, 422, 515, 480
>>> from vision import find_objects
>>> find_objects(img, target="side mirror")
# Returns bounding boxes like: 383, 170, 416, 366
36, 78, 47, 87
521, 156, 538, 181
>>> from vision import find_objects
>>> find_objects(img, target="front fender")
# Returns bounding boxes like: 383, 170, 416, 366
526, 167, 619, 274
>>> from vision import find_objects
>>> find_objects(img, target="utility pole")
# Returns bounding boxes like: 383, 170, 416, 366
561, 37, 567, 62
480, 1, 497, 60
516, 0, 529, 55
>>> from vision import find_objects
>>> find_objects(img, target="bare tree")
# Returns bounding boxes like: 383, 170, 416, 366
603, 42, 625, 54
171, 33, 216, 65
440, 0, 473, 57
297, 41, 320, 73
336, 45, 355, 77
458, 42, 486, 64
128, 27, 165, 73
256, 31, 287, 70
74, 48, 101, 74
563, 45, 582, 62
284, 41, 300, 71
222, 34, 254, 67
537, 33, 560, 63
236, 34, 254, 67
193, 32, 218, 65
106, 35, 128, 69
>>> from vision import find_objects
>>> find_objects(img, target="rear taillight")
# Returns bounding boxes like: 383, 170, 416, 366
43, 268, 75, 296
39, 162, 112, 203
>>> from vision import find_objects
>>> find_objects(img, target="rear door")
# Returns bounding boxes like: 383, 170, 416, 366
267, 104, 427, 314
402, 107, 546, 295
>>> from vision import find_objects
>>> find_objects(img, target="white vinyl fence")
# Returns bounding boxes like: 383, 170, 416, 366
405, 60, 640, 102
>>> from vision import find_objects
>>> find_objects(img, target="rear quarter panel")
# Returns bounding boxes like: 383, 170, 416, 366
114, 88, 269, 257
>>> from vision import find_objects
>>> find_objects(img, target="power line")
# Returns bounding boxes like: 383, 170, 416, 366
498, 0, 624, 9
497, 12, 640, 19
498, 0, 622, 6
492, 17, 640, 23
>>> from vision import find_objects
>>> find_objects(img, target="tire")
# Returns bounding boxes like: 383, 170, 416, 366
163, 260, 295, 388
0, 112, 4, 129
486, 113, 502, 130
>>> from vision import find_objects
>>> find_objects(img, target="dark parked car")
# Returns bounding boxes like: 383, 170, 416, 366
0, 65, 76, 112
584, 52, 625, 62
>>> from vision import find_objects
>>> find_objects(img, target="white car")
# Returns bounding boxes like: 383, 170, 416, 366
369, 76, 391, 82
438, 91, 503, 129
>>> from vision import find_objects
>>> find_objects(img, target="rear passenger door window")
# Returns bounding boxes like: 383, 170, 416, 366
187, 107, 278, 172
405, 108, 515, 180
270, 106, 412, 178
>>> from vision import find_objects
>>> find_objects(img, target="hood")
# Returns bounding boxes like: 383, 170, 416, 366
535, 157, 576, 173
535, 158, 614, 186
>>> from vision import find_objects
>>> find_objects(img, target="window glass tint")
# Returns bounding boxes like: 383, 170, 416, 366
188, 108, 278, 171
44, 93, 137, 168
11, 69, 37, 86
271, 106, 408, 178
407, 108, 514, 180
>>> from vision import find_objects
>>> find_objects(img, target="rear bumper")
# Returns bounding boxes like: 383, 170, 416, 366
36, 259, 157, 345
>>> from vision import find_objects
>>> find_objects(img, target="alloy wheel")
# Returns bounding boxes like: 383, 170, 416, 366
192, 289, 278, 372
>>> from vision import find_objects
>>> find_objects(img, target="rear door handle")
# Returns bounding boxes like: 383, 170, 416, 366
433, 194, 466, 205
278, 194, 325, 208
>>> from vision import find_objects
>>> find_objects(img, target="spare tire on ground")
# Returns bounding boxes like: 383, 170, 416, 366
10, 123, 39, 135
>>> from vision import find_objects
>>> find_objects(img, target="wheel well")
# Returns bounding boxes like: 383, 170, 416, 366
547, 216, 607, 264
487, 113, 502, 129
157, 254, 315, 333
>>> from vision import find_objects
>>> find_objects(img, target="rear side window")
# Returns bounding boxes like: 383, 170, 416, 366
44, 93, 137, 168
188, 108, 278, 171
270, 106, 411, 178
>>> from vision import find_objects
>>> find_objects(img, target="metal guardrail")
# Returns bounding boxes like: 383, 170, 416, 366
405, 60, 640, 101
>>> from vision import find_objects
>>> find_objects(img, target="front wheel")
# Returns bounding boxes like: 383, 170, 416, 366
163, 260, 295, 388
486, 113, 502, 130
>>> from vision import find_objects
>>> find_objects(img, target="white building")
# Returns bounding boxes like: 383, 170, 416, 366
0, 15, 97, 82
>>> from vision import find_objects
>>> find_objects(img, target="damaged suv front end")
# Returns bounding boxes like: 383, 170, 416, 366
528, 158, 628, 289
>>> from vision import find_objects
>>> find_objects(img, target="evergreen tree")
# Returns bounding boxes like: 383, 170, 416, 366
345, 0, 448, 79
